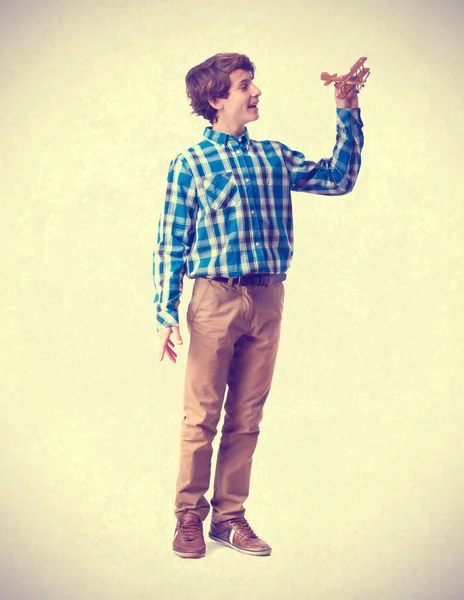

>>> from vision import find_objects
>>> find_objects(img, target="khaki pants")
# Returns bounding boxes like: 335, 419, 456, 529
175, 276, 285, 523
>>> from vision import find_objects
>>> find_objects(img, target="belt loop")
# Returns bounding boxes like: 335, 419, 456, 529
227, 278, 234, 287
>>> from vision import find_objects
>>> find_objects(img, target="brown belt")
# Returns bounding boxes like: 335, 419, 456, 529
206, 273, 287, 287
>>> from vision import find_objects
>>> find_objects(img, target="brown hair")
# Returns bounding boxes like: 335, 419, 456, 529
185, 53, 256, 124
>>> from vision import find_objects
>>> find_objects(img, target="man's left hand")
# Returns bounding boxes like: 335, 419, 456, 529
334, 85, 359, 109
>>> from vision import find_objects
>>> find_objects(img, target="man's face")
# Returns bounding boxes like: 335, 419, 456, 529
211, 69, 261, 135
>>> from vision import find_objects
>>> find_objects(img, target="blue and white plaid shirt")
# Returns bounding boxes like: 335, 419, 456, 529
153, 107, 364, 330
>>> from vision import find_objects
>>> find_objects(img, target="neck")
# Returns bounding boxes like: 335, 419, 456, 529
212, 122, 245, 138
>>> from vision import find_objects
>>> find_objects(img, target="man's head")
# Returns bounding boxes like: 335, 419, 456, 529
186, 53, 261, 134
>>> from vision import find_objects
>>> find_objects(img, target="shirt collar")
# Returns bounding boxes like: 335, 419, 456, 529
203, 126, 250, 148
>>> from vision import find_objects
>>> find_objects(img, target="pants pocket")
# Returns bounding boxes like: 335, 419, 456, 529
187, 278, 212, 325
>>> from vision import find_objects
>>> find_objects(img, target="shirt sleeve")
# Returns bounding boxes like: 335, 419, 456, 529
153, 155, 197, 331
281, 107, 364, 195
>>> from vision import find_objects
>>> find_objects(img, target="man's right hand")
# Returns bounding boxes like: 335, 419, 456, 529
158, 326, 183, 363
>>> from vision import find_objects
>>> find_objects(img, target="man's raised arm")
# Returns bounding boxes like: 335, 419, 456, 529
280, 86, 364, 196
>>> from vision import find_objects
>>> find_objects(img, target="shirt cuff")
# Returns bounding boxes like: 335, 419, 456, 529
156, 310, 180, 331
336, 107, 363, 128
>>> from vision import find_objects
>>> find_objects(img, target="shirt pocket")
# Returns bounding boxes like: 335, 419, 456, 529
202, 172, 240, 211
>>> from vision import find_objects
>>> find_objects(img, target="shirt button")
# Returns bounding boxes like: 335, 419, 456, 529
251, 210, 255, 215
245, 178, 250, 183
256, 242, 260, 247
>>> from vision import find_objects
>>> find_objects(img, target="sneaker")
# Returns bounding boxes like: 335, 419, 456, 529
209, 517, 272, 556
173, 512, 206, 559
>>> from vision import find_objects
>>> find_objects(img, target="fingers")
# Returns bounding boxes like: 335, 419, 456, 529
158, 326, 183, 363
164, 345, 178, 363
164, 336, 179, 363
158, 328, 172, 362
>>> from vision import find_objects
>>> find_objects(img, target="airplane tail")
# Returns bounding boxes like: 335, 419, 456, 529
320, 72, 337, 85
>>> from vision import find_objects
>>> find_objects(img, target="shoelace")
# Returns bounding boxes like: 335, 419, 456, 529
228, 518, 258, 538
179, 522, 203, 542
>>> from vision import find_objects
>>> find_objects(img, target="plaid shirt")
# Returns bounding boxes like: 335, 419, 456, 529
153, 107, 364, 330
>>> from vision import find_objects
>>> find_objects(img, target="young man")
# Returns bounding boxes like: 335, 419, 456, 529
153, 53, 364, 559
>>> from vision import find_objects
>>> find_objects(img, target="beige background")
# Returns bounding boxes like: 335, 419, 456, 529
1, 0, 463, 598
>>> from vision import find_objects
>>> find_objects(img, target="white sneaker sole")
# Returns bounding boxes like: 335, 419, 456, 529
208, 533, 271, 556
173, 549, 205, 559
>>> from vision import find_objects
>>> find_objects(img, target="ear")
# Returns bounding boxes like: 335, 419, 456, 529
208, 98, 223, 111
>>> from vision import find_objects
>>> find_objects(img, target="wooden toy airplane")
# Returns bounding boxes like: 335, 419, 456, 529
321, 57, 370, 99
